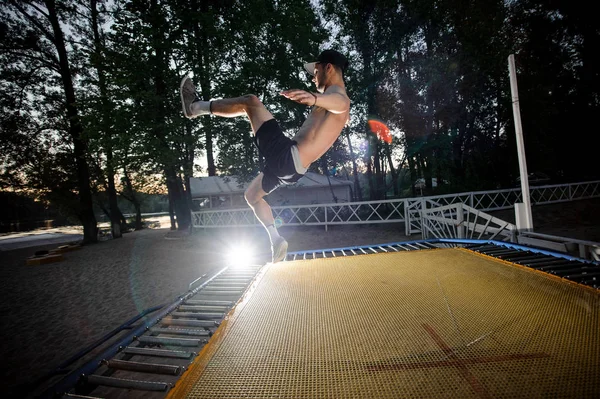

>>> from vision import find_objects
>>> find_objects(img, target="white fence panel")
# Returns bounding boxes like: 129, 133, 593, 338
191, 180, 600, 233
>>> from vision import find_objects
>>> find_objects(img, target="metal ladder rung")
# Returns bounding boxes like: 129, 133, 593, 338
173, 311, 224, 319
149, 327, 211, 336
179, 305, 230, 311
507, 255, 552, 263
185, 300, 234, 306
213, 273, 254, 283
202, 287, 245, 293
178, 306, 226, 314
483, 249, 521, 255
205, 284, 247, 289
208, 279, 249, 283
195, 291, 241, 296
212, 278, 251, 282
536, 262, 582, 271
85, 375, 169, 391
522, 257, 569, 266
136, 336, 206, 347
123, 347, 195, 359
562, 271, 600, 280
160, 318, 218, 328
103, 359, 181, 375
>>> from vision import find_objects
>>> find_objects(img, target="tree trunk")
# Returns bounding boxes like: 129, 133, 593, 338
167, 187, 176, 230
407, 154, 417, 197
366, 160, 376, 200
321, 158, 338, 203
183, 124, 195, 212
373, 140, 383, 199
344, 127, 362, 201
46, 0, 97, 243
149, 0, 191, 228
122, 169, 143, 230
194, 0, 216, 176
385, 144, 399, 196
165, 167, 191, 230
118, 208, 128, 231
91, 0, 122, 239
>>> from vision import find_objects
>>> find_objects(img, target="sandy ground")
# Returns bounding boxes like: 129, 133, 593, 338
1, 198, 599, 398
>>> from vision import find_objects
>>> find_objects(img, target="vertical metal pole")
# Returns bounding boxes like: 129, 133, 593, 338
456, 203, 465, 239
508, 54, 533, 231
404, 200, 410, 235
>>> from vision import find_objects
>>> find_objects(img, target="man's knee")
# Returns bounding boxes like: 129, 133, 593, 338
242, 94, 262, 107
244, 187, 263, 207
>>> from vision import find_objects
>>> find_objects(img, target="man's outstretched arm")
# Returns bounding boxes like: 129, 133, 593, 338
280, 87, 350, 114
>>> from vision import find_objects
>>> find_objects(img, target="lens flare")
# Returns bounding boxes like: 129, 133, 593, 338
368, 119, 392, 144
226, 244, 255, 267
274, 217, 283, 228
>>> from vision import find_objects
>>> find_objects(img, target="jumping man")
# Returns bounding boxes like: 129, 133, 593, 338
180, 49, 350, 263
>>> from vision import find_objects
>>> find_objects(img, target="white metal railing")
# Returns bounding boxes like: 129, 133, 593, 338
405, 180, 600, 234
420, 203, 517, 242
192, 199, 407, 230
517, 231, 600, 261
191, 180, 600, 233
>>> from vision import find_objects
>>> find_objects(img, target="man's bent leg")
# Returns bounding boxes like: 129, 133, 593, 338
210, 95, 274, 135
244, 173, 275, 226
182, 75, 273, 133
245, 173, 288, 263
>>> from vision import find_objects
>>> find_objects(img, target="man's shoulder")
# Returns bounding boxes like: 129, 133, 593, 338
324, 85, 350, 104
325, 84, 348, 96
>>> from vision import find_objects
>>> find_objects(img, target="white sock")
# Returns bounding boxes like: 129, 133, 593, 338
190, 100, 211, 116
266, 224, 280, 243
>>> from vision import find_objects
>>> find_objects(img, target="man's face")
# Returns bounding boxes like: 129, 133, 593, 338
312, 63, 327, 93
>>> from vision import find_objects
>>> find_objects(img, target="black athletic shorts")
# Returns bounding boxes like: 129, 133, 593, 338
253, 119, 306, 194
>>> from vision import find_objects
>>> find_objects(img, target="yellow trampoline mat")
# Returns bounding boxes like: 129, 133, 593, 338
168, 248, 600, 399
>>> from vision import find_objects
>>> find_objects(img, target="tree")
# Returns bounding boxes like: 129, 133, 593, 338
109, 0, 193, 230
1, 0, 98, 242
322, 0, 406, 199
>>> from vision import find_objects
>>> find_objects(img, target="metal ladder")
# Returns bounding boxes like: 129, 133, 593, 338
34, 264, 262, 399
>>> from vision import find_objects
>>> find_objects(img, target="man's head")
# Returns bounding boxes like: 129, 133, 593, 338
304, 49, 348, 92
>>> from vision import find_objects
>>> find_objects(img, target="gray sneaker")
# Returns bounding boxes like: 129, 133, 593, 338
180, 74, 201, 118
271, 237, 288, 263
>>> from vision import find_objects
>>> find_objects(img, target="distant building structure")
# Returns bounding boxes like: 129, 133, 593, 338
189, 172, 353, 209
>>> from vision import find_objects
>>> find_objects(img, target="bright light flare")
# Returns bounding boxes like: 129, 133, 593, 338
368, 119, 392, 144
225, 244, 255, 267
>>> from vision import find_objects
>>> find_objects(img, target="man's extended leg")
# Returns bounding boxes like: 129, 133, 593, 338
181, 76, 272, 134
245, 173, 288, 263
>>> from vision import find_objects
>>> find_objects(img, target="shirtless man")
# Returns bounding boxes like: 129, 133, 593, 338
180, 49, 350, 263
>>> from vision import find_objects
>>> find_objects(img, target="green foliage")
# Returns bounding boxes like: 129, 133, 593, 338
2, 0, 600, 230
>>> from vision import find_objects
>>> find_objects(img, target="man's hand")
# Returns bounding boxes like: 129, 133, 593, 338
280, 89, 317, 107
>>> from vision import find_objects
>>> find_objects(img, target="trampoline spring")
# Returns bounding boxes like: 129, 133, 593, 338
161, 318, 218, 328
173, 311, 224, 320
85, 375, 169, 392
122, 347, 195, 359
185, 300, 233, 306
149, 327, 211, 337
136, 336, 206, 347
103, 359, 181, 375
